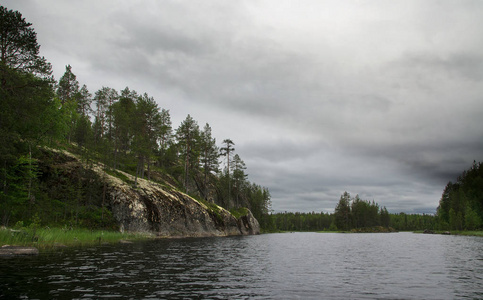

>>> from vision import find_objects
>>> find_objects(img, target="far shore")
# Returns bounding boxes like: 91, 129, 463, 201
264, 229, 483, 237
414, 230, 483, 237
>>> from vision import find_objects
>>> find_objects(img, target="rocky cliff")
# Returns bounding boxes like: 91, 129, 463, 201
52, 149, 260, 237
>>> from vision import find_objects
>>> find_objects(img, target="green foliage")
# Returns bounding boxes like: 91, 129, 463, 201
436, 161, 483, 230
0, 154, 39, 225
199, 123, 219, 201
266, 192, 439, 232
198, 198, 223, 224
389, 212, 436, 231
176, 114, 201, 191
333, 192, 388, 230
230, 207, 248, 219
334, 192, 351, 230
246, 184, 272, 230
0, 149, 118, 229
0, 5, 65, 226
446, 231, 483, 237
105, 169, 134, 185
267, 210, 436, 232
464, 206, 481, 230
328, 221, 338, 231
0, 5, 52, 78
268, 211, 334, 232
56, 64, 79, 105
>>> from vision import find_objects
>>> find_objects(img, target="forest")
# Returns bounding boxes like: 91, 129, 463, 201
265, 162, 483, 232
263, 192, 436, 232
436, 161, 483, 230
0, 5, 271, 229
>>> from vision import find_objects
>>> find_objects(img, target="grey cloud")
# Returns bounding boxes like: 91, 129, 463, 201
240, 137, 324, 164
111, 21, 211, 57
393, 52, 483, 82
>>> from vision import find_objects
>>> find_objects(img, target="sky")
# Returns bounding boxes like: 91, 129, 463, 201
4, 0, 483, 214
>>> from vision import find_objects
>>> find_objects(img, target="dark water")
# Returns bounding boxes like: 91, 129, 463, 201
1, 232, 482, 299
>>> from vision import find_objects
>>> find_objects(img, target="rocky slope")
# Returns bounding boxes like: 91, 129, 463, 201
52, 149, 260, 237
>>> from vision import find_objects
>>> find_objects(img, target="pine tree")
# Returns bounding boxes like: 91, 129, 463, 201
56, 65, 79, 105
0, 6, 52, 80
231, 154, 247, 208
77, 84, 92, 117
334, 192, 351, 230
176, 115, 200, 192
133, 93, 161, 182
199, 123, 219, 200
111, 87, 137, 169
157, 108, 173, 168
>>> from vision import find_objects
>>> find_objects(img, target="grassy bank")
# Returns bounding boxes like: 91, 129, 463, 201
451, 231, 483, 236
435, 230, 483, 237
415, 230, 483, 237
0, 227, 153, 250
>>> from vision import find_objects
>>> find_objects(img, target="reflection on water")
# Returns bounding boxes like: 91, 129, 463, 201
1, 232, 482, 299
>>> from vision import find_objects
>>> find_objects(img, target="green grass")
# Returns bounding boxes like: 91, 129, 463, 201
104, 168, 135, 185
0, 227, 153, 250
230, 207, 248, 219
197, 198, 223, 222
414, 230, 483, 236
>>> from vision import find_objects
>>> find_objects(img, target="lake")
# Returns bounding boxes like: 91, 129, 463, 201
1, 232, 482, 299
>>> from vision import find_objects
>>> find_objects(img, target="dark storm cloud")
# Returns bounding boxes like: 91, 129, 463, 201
4, 0, 483, 214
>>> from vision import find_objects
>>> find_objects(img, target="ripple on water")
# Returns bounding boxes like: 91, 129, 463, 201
0, 232, 482, 299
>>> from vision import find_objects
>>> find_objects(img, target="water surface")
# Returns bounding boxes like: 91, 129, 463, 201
1, 232, 482, 299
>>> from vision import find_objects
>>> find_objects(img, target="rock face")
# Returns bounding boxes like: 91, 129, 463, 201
107, 174, 260, 237
59, 150, 260, 237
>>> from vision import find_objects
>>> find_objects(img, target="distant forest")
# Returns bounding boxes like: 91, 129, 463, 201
264, 192, 433, 232
265, 163, 482, 232
1, 5, 481, 232
0, 5, 271, 228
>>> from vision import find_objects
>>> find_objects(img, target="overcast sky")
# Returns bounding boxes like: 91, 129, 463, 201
5, 0, 483, 213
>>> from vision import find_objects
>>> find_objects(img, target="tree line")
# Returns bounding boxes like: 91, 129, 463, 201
264, 192, 437, 232
265, 211, 438, 232
266, 161, 483, 233
265, 192, 390, 232
0, 5, 271, 228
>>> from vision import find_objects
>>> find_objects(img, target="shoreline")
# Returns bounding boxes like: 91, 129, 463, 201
0, 227, 154, 254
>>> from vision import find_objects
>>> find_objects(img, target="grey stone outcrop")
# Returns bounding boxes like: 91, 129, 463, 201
59, 150, 260, 237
